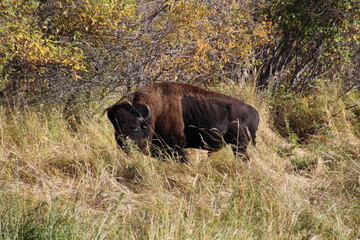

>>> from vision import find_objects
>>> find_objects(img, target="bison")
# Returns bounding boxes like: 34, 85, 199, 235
107, 81, 259, 162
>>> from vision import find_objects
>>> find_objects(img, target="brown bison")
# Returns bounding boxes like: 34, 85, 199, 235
107, 81, 259, 162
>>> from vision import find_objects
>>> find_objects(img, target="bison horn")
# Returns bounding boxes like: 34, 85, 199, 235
144, 105, 151, 121
124, 100, 132, 105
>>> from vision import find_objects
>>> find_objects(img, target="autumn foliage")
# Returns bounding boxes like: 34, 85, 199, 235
1, 0, 358, 106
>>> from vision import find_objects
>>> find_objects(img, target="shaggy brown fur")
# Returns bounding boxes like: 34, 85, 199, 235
108, 81, 259, 162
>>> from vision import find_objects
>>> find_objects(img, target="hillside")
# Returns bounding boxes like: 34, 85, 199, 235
1, 0, 359, 238
1, 82, 359, 239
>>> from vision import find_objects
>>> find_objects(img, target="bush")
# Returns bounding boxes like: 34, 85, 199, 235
271, 91, 328, 140
1, 0, 273, 108
0, 0, 138, 106
271, 78, 359, 141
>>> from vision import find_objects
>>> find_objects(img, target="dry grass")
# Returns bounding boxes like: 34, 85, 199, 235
0, 83, 359, 239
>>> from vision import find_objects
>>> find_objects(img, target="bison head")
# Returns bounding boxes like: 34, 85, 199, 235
107, 101, 152, 151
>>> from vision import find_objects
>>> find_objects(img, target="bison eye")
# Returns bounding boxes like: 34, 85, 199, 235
132, 126, 140, 132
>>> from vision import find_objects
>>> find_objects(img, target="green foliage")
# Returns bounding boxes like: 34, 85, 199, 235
270, 77, 359, 141
258, 0, 359, 92
271, 90, 328, 140
0, 0, 274, 106
1, 0, 358, 110
0, 0, 138, 105
289, 156, 317, 173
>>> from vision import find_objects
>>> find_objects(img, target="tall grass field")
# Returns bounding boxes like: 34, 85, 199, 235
0, 82, 359, 239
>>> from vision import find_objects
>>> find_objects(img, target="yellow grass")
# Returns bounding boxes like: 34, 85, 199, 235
0, 83, 359, 239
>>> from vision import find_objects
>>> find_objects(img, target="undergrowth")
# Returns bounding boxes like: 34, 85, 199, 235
0, 82, 359, 239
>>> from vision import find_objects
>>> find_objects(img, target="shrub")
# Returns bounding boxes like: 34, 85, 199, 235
271, 91, 328, 140
271, 78, 359, 141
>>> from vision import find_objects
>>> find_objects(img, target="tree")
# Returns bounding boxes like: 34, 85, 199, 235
0, 0, 138, 106
256, 0, 359, 93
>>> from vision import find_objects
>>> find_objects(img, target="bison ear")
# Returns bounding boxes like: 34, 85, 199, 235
133, 103, 152, 122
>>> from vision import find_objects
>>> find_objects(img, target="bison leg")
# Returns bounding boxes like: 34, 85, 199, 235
225, 123, 251, 161
151, 131, 189, 163
230, 144, 250, 161
173, 146, 188, 163
150, 140, 188, 163
166, 133, 188, 163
